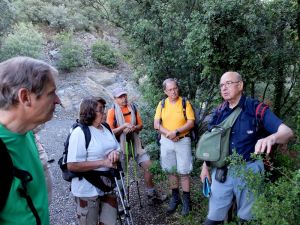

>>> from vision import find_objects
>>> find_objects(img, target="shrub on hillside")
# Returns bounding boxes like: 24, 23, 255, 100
0, 22, 43, 61
0, 0, 15, 35
91, 40, 118, 68
55, 32, 85, 71
11, 0, 94, 31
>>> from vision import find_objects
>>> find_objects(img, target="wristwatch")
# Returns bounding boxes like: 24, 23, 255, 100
175, 130, 180, 137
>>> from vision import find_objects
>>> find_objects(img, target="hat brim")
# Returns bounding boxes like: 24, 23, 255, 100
114, 91, 127, 98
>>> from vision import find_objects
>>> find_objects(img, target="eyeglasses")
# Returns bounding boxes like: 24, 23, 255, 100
219, 81, 240, 89
95, 107, 105, 113
166, 87, 178, 92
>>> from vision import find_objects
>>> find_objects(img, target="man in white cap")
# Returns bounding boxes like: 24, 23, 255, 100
106, 87, 166, 205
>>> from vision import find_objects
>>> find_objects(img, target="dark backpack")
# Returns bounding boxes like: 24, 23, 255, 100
58, 121, 118, 192
157, 97, 200, 144
0, 138, 41, 225
58, 120, 112, 182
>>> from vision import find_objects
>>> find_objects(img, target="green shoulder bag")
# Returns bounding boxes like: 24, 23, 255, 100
196, 107, 242, 168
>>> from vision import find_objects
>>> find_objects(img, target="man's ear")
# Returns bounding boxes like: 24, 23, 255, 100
18, 88, 31, 106
239, 81, 244, 91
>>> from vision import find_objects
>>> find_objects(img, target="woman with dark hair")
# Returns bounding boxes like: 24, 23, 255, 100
67, 97, 120, 225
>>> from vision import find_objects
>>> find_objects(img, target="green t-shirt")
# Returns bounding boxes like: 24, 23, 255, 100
0, 125, 49, 225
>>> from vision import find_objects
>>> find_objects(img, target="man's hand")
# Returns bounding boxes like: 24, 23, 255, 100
255, 134, 276, 154
122, 123, 135, 134
166, 130, 177, 140
200, 163, 211, 183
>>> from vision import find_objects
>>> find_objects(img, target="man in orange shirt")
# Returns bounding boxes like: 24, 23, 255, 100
106, 87, 166, 205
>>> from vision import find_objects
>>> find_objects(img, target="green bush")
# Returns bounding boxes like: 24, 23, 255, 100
55, 32, 85, 71
0, 0, 15, 35
0, 22, 43, 61
91, 40, 118, 68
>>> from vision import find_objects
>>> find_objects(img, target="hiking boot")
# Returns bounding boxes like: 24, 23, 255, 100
147, 190, 167, 205
181, 191, 191, 216
166, 195, 182, 215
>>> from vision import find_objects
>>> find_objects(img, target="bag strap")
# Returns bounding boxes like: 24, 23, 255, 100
256, 102, 268, 124
217, 107, 242, 129
0, 138, 41, 225
182, 97, 188, 121
102, 122, 113, 134
0, 138, 13, 212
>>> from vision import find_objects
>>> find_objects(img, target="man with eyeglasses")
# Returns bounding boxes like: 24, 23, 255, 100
199, 71, 294, 225
106, 87, 167, 206
154, 78, 195, 216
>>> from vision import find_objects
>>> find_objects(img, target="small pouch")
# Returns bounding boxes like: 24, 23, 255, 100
202, 177, 211, 198
215, 166, 228, 183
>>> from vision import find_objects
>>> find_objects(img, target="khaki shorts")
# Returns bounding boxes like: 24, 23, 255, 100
75, 194, 117, 225
160, 136, 192, 175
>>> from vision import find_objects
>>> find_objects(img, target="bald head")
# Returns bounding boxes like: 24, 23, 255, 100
219, 71, 243, 107
221, 72, 242, 82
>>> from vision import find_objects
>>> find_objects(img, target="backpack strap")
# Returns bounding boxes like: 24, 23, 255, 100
0, 138, 13, 212
77, 124, 91, 150
255, 102, 268, 124
102, 122, 113, 134
159, 98, 166, 124
182, 97, 187, 121
113, 103, 138, 127
0, 138, 41, 225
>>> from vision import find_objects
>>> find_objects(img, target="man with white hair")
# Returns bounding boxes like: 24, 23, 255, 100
200, 71, 294, 225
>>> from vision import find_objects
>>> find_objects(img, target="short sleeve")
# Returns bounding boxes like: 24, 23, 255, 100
67, 127, 87, 163
262, 109, 282, 133
154, 101, 162, 120
186, 101, 195, 120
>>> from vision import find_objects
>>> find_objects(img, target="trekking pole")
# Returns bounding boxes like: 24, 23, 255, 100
125, 141, 130, 203
114, 163, 134, 225
130, 141, 142, 208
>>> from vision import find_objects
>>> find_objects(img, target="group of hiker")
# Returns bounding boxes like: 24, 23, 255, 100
0, 56, 294, 225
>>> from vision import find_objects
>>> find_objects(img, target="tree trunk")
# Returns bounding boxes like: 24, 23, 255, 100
273, 29, 285, 117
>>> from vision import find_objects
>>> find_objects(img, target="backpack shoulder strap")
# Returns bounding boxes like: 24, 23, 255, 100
182, 97, 187, 120
102, 122, 113, 134
112, 105, 117, 128
255, 102, 268, 123
159, 98, 166, 122
131, 103, 138, 118
77, 123, 91, 149
0, 138, 41, 224
0, 138, 13, 212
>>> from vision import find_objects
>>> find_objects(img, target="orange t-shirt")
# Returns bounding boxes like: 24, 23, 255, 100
106, 105, 143, 129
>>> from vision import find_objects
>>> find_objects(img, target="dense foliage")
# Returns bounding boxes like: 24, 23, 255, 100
0, 22, 43, 61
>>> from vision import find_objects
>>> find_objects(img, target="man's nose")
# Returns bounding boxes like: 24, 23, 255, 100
55, 94, 62, 105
